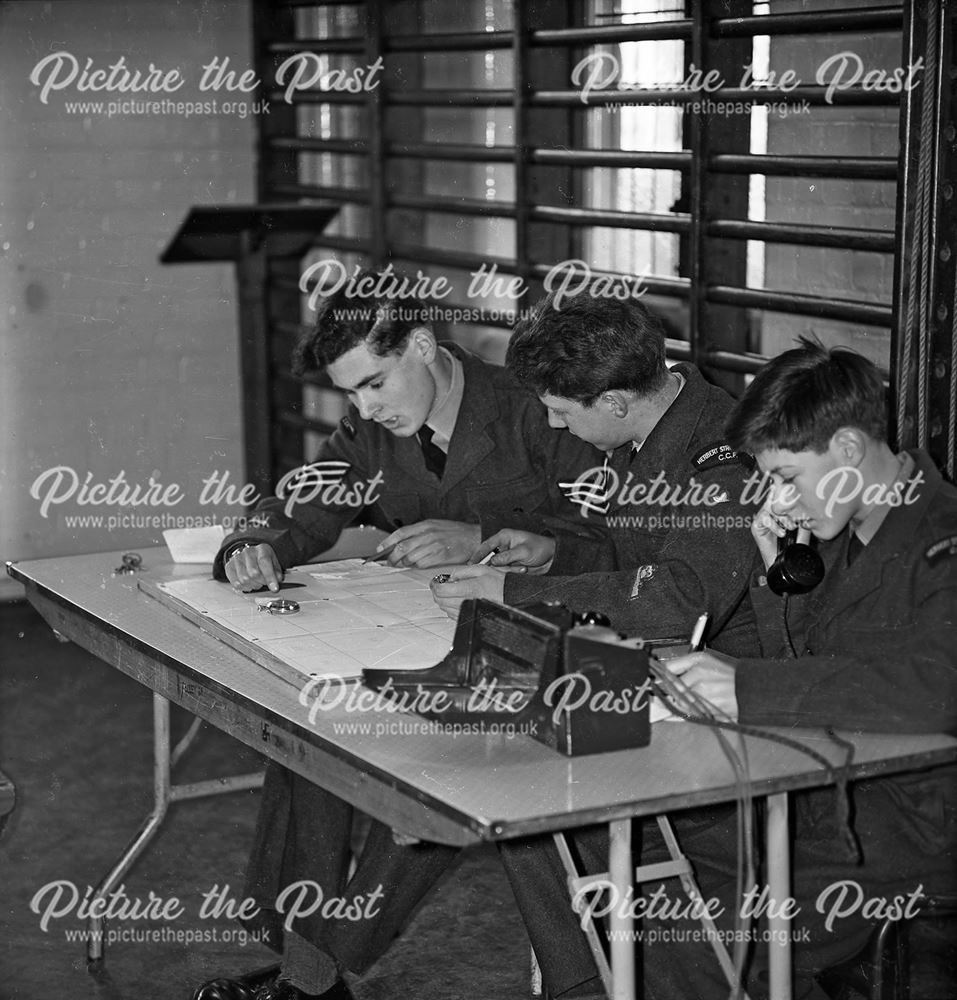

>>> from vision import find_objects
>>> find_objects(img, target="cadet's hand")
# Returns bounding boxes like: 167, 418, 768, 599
663, 651, 739, 719
751, 497, 785, 569
752, 491, 813, 570
376, 520, 481, 568
225, 543, 284, 592
430, 565, 520, 619
471, 529, 555, 574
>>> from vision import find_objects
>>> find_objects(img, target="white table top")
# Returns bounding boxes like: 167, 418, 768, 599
9, 548, 957, 843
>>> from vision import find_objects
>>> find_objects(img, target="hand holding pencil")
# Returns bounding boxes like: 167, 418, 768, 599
469, 528, 556, 575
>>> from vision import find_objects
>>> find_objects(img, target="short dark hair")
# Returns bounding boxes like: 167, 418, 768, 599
292, 270, 431, 375
726, 337, 887, 454
505, 292, 668, 405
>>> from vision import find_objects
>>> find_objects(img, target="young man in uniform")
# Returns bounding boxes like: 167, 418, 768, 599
641, 339, 957, 998
433, 291, 762, 999
433, 290, 760, 654
214, 283, 595, 588
194, 277, 600, 1000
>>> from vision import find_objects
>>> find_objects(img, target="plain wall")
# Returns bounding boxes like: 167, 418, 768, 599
1, 0, 255, 597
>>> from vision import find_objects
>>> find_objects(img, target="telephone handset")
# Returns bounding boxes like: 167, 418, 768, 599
766, 528, 825, 596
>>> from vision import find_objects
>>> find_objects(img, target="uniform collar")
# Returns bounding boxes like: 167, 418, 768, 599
613, 362, 709, 470
850, 451, 915, 547
809, 449, 946, 631
630, 369, 686, 454
433, 344, 500, 493
854, 448, 943, 558
423, 346, 464, 452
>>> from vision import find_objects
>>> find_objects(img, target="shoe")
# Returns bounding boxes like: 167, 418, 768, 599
255, 978, 354, 1000
190, 963, 280, 1000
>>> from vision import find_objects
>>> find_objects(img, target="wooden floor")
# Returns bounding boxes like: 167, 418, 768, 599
0, 600, 530, 1000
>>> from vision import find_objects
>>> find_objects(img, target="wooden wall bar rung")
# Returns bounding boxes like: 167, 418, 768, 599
527, 263, 690, 299
708, 285, 893, 326
710, 154, 898, 181
389, 193, 516, 218
530, 22, 692, 45
530, 149, 690, 170
713, 7, 903, 37
268, 138, 369, 154
265, 89, 364, 105
276, 141, 692, 170
388, 142, 514, 162
385, 31, 513, 52
707, 219, 895, 253
276, 0, 364, 7
268, 38, 365, 54
267, 144, 894, 181
270, 183, 369, 203
530, 206, 691, 234
701, 349, 774, 375
530, 86, 901, 108
385, 89, 515, 107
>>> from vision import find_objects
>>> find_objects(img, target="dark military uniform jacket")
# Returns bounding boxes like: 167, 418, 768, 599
214, 344, 601, 577
737, 448, 957, 894
503, 363, 761, 655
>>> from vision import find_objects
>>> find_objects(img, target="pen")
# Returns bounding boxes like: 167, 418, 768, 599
475, 546, 500, 566
689, 613, 709, 652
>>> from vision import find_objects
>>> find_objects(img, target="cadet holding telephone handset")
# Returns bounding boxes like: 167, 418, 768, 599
637, 338, 957, 999
765, 528, 825, 596
505, 338, 957, 1000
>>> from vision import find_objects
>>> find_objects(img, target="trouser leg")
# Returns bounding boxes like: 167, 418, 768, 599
242, 762, 460, 973
497, 824, 611, 997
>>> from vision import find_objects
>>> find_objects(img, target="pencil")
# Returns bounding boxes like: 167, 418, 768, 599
362, 540, 400, 564
689, 613, 709, 652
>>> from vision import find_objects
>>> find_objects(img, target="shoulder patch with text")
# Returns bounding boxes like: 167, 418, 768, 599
691, 442, 742, 472
925, 535, 957, 565
340, 416, 357, 438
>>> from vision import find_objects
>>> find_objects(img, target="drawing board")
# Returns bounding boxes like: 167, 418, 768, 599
139, 560, 457, 689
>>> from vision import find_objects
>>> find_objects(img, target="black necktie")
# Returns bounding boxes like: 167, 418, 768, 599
418, 425, 446, 479
846, 531, 864, 566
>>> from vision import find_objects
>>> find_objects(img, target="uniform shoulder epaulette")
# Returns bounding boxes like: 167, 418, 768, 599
690, 441, 750, 471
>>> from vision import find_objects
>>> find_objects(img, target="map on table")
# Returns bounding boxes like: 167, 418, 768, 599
138, 560, 457, 688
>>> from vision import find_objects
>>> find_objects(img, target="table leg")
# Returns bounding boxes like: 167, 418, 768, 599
608, 818, 636, 1000
85, 692, 265, 964
87, 692, 172, 963
766, 792, 792, 1000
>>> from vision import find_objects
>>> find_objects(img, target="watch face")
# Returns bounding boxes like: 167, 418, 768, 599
259, 599, 301, 616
